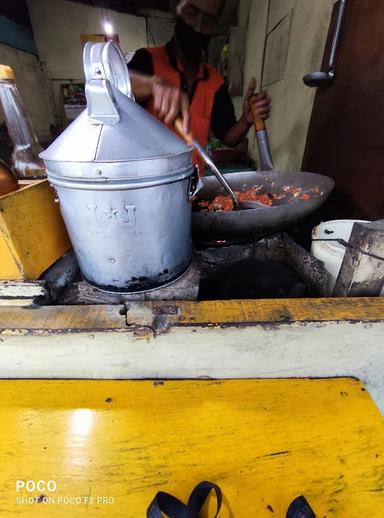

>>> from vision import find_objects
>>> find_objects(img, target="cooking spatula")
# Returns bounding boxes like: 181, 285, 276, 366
175, 119, 268, 210
249, 93, 274, 171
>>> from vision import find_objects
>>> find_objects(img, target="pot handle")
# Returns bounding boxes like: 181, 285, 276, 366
188, 166, 200, 201
83, 41, 134, 125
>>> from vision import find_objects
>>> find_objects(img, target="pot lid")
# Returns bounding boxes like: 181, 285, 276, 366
40, 42, 192, 179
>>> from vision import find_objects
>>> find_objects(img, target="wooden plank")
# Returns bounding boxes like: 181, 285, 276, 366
0, 379, 383, 517
0, 305, 126, 330
0, 320, 384, 413
1, 298, 384, 332
165, 298, 384, 324
334, 220, 384, 297
0, 280, 46, 307
282, 233, 327, 296
0, 298, 35, 307
1, 300, 384, 412
0, 281, 47, 299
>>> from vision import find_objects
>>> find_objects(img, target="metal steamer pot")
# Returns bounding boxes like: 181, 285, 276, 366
41, 42, 196, 292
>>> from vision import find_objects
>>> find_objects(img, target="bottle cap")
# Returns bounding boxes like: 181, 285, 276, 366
0, 65, 15, 80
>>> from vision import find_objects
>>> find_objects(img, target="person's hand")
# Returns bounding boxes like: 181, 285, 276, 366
151, 76, 190, 132
241, 78, 271, 126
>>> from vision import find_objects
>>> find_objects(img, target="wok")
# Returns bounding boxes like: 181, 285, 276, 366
192, 170, 335, 244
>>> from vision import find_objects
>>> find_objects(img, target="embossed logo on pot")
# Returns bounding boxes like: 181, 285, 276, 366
87, 204, 136, 228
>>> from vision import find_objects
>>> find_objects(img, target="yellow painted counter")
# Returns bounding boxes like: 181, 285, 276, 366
0, 378, 383, 516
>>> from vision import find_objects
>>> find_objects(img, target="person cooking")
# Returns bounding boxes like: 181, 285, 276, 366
128, 0, 271, 171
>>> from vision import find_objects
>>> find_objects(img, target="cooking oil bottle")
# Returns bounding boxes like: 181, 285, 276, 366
0, 65, 45, 179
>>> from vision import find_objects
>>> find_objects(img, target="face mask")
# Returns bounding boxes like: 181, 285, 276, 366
174, 17, 212, 60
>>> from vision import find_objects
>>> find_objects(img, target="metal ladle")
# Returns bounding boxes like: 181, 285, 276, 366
303, 0, 347, 87
175, 119, 268, 210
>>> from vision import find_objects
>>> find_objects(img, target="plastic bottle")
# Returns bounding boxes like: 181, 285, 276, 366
0, 65, 45, 179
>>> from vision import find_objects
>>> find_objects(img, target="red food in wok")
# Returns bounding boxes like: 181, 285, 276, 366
197, 188, 272, 212
196, 186, 316, 212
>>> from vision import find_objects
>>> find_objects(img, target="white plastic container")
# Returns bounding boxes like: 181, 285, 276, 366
311, 220, 370, 296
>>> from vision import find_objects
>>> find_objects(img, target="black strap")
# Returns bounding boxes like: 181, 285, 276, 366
187, 481, 222, 518
147, 491, 187, 518
147, 481, 222, 518
286, 496, 316, 518
148, 482, 314, 518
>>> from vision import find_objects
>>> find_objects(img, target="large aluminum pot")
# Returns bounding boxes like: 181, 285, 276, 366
41, 42, 195, 292
49, 174, 194, 292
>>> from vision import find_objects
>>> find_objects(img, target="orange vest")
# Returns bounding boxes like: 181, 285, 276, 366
145, 46, 224, 175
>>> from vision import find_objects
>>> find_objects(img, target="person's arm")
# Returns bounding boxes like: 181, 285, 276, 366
129, 72, 154, 102
220, 116, 251, 148
128, 48, 154, 102
211, 78, 271, 148
128, 49, 190, 131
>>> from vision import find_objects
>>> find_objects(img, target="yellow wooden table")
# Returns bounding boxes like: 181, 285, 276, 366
0, 379, 383, 517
